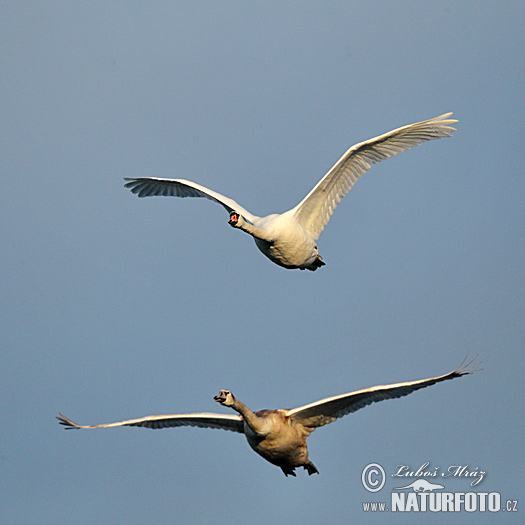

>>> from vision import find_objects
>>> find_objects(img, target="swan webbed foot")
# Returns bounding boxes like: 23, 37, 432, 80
304, 462, 319, 475
306, 255, 326, 271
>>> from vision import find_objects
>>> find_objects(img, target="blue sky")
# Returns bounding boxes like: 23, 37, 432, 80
1, 2, 523, 523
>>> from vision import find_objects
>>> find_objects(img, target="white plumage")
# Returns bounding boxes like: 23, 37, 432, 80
125, 113, 457, 270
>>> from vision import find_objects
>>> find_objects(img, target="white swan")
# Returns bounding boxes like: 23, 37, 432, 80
57, 357, 479, 477
124, 113, 457, 270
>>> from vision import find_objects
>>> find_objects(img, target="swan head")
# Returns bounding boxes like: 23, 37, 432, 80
214, 389, 235, 407
228, 211, 245, 228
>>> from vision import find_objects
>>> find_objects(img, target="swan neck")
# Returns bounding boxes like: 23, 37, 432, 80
239, 221, 273, 242
231, 398, 264, 433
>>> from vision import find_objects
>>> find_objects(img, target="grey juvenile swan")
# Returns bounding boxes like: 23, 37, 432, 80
57, 357, 479, 477
124, 113, 457, 270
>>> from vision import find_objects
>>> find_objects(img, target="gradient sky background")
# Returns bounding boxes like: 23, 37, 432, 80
1, 2, 523, 523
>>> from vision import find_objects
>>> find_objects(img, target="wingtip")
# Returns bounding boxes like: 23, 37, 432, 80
435, 111, 456, 120
57, 413, 81, 429
123, 177, 137, 189
431, 112, 458, 128
455, 354, 483, 376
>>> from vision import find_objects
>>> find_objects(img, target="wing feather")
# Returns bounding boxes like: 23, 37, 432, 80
57, 411, 244, 433
286, 357, 480, 434
292, 113, 457, 239
124, 177, 257, 223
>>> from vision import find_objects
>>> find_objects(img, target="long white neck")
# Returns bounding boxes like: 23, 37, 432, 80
234, 216, 274, 243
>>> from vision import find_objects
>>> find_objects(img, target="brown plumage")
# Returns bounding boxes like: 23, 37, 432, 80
58, 357, 480, 476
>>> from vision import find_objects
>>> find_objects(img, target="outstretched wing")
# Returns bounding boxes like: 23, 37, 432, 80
286, 356, 480, 435
292, 113, 457, 239
57, 411, 244, 433
124, 177, 257, 223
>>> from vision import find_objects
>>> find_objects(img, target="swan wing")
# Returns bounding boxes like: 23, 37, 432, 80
57, 411, 244, 433
286, 357, 480, 434
124, 177, 257, 223
292, 113, 457, 239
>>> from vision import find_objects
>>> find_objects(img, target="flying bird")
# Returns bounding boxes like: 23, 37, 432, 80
124, 114, 457, 270
57, 357, 479, 477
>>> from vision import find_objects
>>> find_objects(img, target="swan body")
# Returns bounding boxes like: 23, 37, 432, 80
57, 357, 479, 477
125, 113, 457, 270
233, 211, 323, 270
